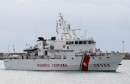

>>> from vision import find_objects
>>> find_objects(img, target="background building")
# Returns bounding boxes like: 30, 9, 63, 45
0, 53, 4, 60
124, 53, 130, 60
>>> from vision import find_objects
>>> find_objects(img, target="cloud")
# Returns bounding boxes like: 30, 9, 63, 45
0, 0, 130, 52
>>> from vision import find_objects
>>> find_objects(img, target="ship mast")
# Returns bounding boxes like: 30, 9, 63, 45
56, 13, 80, 40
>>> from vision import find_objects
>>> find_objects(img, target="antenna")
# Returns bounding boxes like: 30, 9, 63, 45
8, 45, 9, 54
13, 45, 15, 53
84, 30, 87, 39
56, 21, 59, 34
122, 41, 125, 54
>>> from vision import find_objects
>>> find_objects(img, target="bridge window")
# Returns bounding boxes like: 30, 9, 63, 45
71, 41, 74, 44
66, 41, 69, 45
83, 41, 86, 44
69, 41, 71, 44
67, 46, 69, 49
66, 41, 75, 45
88, 41, 91, 44
75, 41, 78, 44
79, 41, 82, 44
88, 40, 95, 44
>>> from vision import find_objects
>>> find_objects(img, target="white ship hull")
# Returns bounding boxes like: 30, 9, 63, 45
3, 14, 124, 72
4, 54, 123, 71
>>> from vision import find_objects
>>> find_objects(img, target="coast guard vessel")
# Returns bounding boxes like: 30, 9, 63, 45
4, 14, 123, 71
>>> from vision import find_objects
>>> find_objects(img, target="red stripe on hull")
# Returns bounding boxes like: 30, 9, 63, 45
81, 55, 90, 71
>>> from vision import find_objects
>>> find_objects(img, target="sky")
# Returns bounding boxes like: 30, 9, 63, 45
0, 0, 130, 53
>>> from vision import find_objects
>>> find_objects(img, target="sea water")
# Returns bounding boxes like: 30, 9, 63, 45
0, 60, 130, 84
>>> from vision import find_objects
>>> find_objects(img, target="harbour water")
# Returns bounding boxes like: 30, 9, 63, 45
0, 60, 130, 84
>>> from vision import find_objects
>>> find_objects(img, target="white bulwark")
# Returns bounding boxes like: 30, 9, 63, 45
4, 14, 123, 71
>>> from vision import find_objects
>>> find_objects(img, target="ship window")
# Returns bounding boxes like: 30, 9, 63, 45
75, 41, 78, 44
50, 46, 54, 50
79, 41, 82, 44
88, 40, 95, 44
68, 41, 71, 44
63, 56, 66, 59
91, 41, 93, 44
71, 41, 74, 44
93, 41, 95, 44
67, 46, 69, 49
88, 41, 91, 44
66, 41, 69, 45
45, 51, 48, 55
83, 41, 86, 44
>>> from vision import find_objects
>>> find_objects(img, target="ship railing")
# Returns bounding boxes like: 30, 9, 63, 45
4, 55, 21, 59
74, 51, 123, 57
4, 54, 67, 60
90, 52, 123, 57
